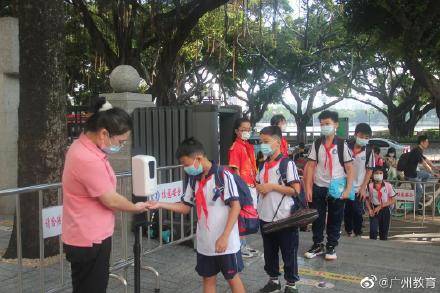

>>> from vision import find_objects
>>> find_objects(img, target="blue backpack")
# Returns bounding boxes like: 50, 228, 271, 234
258, 157, 306, 212
187, 165, 259, 236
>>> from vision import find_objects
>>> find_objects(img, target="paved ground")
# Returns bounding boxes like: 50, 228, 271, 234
1, 215, 440, 293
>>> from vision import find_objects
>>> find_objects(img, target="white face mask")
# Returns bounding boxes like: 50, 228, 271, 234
356, 137, 369, 147
373, 174, 383, 182
241, 131, 251, 140
321, 125, 335, 136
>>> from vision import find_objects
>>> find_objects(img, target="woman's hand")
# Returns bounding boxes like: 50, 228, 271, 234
134, 202, 148, 213
145, 201, 161, 210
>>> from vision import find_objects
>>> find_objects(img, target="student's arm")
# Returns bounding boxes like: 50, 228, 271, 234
146, 201, 191, 214
422, 159, 434, 173
359, 169, 373, 200
99, 191, 148, 213
270, 183, 299, 196
382, 197, 396, 208
215, 200, 241, 253
342, 161, 354, 199
304, 141, 318, 202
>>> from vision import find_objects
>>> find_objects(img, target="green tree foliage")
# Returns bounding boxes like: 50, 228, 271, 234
349, 54, 434, 137
341, 0, 440, 124
255, 0, 356, 142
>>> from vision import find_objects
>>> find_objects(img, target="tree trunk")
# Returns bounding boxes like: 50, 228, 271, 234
388, 112, 416, 138
4, 0, 67, 259
295, 116, 310, 144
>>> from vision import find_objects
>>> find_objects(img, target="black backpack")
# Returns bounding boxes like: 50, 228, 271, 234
397, 152, 410, 172
313, 136, 345, 168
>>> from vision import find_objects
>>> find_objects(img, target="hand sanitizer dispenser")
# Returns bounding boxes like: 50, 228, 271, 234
132, 155, 157, 197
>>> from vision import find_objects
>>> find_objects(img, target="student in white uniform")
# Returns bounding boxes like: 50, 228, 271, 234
344, 123, 375, 237
304, 110, 354, 261
366, 166, 396, 240
147, 138, 245, 293
256, 126, 301, 293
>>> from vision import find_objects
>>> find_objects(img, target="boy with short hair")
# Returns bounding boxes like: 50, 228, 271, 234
147, 138, 245, 293
366, 166, 396, 240
304, 110, 354, 261
256, 126, 301, 293
344, 123, 375, 237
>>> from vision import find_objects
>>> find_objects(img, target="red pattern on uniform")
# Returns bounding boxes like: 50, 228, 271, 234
228, 138, 257, 186
280, 137, 289, 157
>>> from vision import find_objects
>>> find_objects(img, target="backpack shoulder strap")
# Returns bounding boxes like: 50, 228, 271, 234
278, 157, 291, 185
214, 165, 226, 188
365, 145, 372, 166
314, 137, 322, 163
336, 137, 346, 168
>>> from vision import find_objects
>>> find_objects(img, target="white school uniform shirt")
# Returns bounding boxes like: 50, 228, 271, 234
181, 166, 241, 256
367, 182, 396, 206
307, 139, 353, 188
349, 142, 375, 193
256, 157, 301, 222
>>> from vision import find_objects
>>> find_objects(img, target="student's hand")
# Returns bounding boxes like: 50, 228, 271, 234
145, 201, 161, 210
215, 234, 229, 253
256, 184, 273, 196
358, 189, 367, 201
368, 209, 375, 217
341, 190, 350, 200
134, 202, 149, 213
373, 206, 381, 215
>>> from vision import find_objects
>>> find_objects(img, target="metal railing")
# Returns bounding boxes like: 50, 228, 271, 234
0, 165, 195, 293
387, 179, 440, 222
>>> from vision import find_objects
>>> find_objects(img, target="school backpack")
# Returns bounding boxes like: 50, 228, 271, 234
314, 137, 372, 170
187, 166, 259, 236
258, 156, 306, 210
397, 152, 410, 172
314, 136, 346, 168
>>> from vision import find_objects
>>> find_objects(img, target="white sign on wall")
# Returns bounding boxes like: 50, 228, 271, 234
150, 181, 184, 203
42, 205, 63, 239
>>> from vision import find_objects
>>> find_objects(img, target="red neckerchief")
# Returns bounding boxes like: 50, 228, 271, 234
195, 174, 212, 229
280, 138, 289, 157
352, 147, 363, 158
263, 154, 283, 183
236, 138, 257, 178
323, 142, 335, 177
374, 183, 383, 204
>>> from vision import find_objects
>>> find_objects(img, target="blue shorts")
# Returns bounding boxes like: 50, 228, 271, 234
195, 251, 244, 280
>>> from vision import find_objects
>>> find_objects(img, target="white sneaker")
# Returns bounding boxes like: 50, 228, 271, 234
245, 245, 258, 254
324, 246, 337, 261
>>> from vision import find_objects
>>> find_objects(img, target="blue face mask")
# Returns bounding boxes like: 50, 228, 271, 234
102, 145, 123, 154
184, 159, 203, 176
260, 143, 274, 156
356, 137, 369, 147
321, 125, 335, 136
101, 134, 124, 154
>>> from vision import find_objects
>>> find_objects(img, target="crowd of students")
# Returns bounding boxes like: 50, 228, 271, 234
148, 110, 438, 293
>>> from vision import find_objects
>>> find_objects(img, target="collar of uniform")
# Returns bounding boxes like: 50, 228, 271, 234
320, 135, 340, 146
264, 153, 284, 164
78, 133, 107, 160
193, 161, 219, 181
373, 182, 385, 189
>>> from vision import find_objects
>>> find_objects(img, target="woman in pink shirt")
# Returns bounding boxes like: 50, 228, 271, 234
62, 99, 148, 293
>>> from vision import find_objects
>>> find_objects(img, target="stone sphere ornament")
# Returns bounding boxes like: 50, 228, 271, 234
109, 65, 141, 93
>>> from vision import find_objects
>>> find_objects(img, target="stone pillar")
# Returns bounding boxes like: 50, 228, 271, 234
101, 65, 155, 173
0, 17, 19, 215
105, 92, 154, 173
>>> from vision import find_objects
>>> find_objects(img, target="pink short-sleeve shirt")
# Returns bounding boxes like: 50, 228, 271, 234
62, 134, 117, 247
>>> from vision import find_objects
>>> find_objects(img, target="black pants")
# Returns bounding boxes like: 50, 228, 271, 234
311, 184, 346, 248
344, 195, 364, 235
64, 237, 112, 293
369, 207, 391, 240
260, 221, 299, 283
